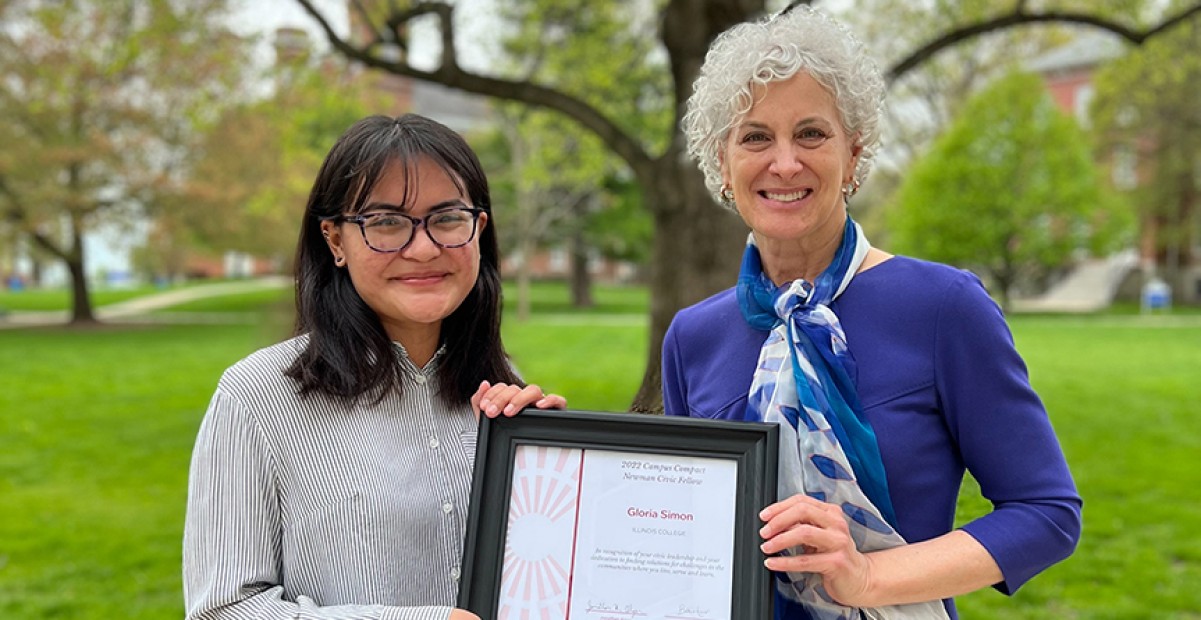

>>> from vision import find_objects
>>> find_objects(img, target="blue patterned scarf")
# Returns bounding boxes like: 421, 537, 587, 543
739, 216, 948, 620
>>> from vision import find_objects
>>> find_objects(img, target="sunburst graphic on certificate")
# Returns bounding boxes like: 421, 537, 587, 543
499, 445, 584, 620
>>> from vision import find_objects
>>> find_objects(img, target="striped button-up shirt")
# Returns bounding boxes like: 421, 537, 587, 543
184, 337, 477, 620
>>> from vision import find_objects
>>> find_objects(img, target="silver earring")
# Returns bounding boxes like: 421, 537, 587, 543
842, 179, 861, 199
719, 184, 735, 205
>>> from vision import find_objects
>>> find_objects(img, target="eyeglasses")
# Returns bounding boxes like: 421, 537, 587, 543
331, 207, 485, 253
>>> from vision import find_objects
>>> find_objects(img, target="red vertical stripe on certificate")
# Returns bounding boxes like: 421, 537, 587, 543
563, 448, 587, 618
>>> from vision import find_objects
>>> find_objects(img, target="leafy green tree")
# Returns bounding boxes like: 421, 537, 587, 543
488, 0, 663, 314
842, 1, 1063, 215
489, 106, 607, 317
144, 55, 389, 280
1092, 5, 1201, 296
842, 0, 1175, 244
890, 70, 1120, 310
588, 174, 652, 267
297, 0, 1201, 410
0, 0, 252, 323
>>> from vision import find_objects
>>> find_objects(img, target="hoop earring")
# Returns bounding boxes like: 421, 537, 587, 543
719, 184, 735, 205
841, 179, 861, 199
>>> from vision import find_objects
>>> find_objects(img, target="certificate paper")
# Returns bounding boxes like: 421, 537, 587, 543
499, 445, 737, 620
459, 409, 776, 620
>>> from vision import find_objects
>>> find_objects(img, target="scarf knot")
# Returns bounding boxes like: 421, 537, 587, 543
775, 279, 815, 314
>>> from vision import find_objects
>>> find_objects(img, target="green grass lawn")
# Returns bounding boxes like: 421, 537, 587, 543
1, 284, 1198, 619
954, 313, 1201, 619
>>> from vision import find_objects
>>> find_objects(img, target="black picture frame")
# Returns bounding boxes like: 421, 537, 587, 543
458, 409, 778, 619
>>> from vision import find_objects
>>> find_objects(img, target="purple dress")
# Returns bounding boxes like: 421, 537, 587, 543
661, 256, 1082, 619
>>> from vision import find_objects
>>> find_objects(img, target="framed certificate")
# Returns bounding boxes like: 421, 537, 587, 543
458, 409, 778, 620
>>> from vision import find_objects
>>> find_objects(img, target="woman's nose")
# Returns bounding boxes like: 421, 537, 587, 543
400, 225, 442, 260
768, 143, 805, 177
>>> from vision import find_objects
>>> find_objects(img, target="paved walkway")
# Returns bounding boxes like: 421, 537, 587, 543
0, 276, 291, 329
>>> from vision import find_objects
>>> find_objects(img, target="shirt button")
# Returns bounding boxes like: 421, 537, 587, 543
442, 502, 454, 514
428, 436, 440, 449
414, 375, 427, 385
451, 566, 461, 581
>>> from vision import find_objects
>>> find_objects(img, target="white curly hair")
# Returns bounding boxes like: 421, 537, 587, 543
682, 4, 886, 205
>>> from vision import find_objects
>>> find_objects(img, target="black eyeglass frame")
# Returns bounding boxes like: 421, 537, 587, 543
324, 207, 486, 253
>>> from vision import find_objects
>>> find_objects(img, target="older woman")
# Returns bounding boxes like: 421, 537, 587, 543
184, 114, 563, 620
663, 6, 1081, 620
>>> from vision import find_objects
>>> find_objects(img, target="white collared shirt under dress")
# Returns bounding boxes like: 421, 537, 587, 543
183, 336, 476, 620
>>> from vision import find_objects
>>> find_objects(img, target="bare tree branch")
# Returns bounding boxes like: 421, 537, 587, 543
294, 0, 655, 176
889, 3, 1201, 82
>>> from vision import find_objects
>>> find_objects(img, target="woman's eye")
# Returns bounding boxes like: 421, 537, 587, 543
740, 132, 770, 144
368, 215, 408, 228
797, 128, 830, 146
430, 211, 468, 225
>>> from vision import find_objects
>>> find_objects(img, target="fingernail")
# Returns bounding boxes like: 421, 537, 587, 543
504, 404, 515, 415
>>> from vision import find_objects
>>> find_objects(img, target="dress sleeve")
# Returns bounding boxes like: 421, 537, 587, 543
661, 318, 690, 418
182, 388, 453, 620
933, 274, 1083, 594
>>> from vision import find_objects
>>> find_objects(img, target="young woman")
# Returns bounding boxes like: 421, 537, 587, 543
184, 114, 564, 620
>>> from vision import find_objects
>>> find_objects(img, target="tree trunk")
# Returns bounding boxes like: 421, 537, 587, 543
31, 254, 44, 287
628, 159, 747, 413
67, 224, 96, 324
25, 215, 98, 323
569, 198, 593, 310
516, 234, 534, 322
569, 237, 593, 307
67, 255, 96, 323
1176, 171, 1196, 269
995, 274, 1013, 314
510, 126, 535, 323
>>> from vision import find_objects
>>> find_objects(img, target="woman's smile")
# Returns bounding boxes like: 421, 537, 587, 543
391, 271, 449, 285
759, 187, 814, 204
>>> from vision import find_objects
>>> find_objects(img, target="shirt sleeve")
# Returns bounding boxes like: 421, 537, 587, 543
182, 388, 453, 620
933, 274, 1083, 594
661, 318, 689, 418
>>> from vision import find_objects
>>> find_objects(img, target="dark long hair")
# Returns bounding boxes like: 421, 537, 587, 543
285, 114, 521, 405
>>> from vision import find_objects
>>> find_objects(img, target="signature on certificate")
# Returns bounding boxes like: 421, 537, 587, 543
664, 605, 713, 620
585, 600, 648, 617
